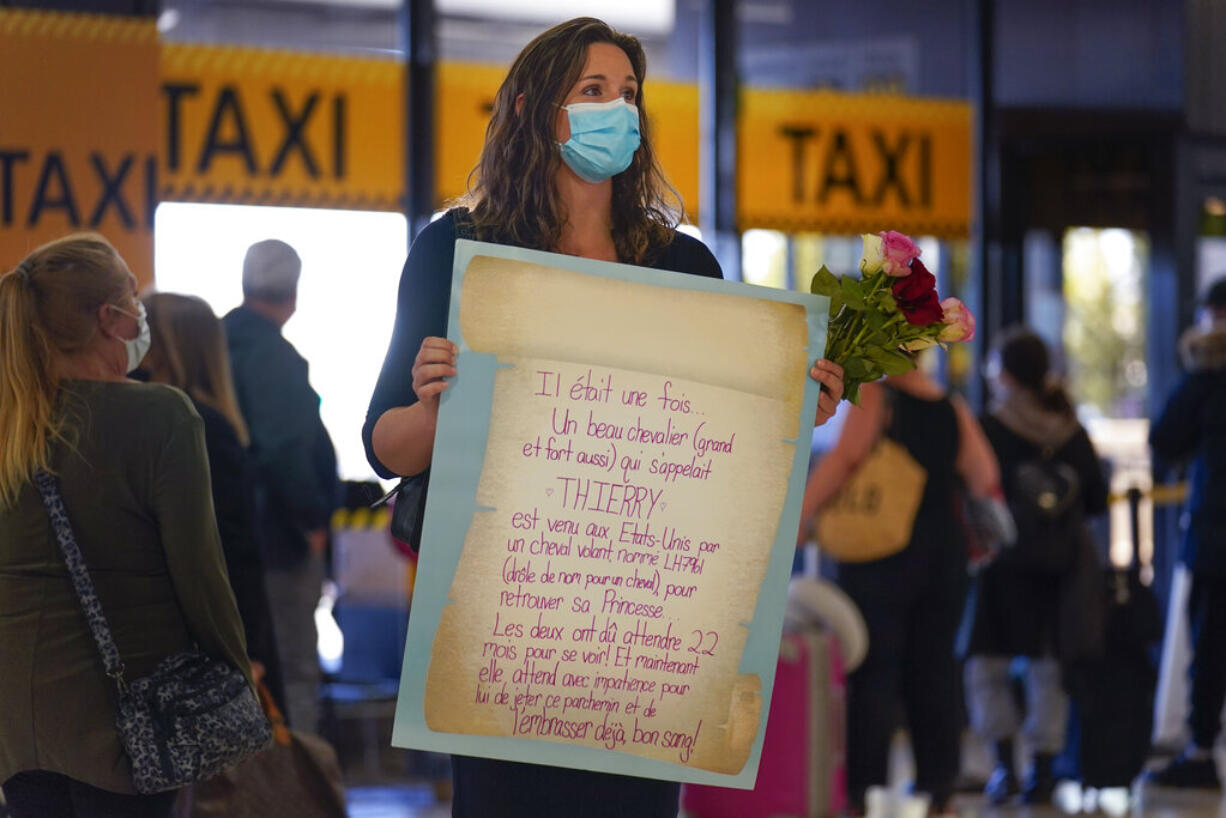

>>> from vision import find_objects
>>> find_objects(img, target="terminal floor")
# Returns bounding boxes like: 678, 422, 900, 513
340, 731, 1226, 817
345, 784, 1226, 817
951, 785, 1226, 818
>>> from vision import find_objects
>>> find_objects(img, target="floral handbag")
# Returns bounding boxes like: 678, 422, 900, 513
34, 472, 271, 795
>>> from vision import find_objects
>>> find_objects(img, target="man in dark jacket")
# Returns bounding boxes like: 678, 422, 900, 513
1148, 277, 1226, 789
224, 239, 338, 733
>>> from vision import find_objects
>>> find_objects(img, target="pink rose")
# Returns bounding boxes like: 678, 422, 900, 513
879, 230, 921, 277
938, 297, 976, 342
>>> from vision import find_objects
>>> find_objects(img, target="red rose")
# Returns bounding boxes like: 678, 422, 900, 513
892, 259, 943, 326
892, 258, 936, 301
904, 292, 944, 325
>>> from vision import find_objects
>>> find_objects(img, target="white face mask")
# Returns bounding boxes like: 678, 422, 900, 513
108, 302, 151, 374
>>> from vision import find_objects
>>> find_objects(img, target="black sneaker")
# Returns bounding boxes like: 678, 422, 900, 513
985, 765, 1020, 805
1146, 753, 1222, 789
1021, 753, 1057, 805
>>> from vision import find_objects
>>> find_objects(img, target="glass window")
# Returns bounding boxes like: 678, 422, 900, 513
154, 203, 409, 483
1198, 196, 1226, 294
1062, 227, 1150, 420
741, 229, 788, 289
1061, 226, 1152, 568
437, 0, 674, 35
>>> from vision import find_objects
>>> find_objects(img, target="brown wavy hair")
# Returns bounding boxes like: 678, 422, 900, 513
463, 17, 682, 264
143, 292, 250, 447
996, 326, 1074, 415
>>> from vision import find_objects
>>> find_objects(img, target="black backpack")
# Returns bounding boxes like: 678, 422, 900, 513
1008, 448, 1084, 574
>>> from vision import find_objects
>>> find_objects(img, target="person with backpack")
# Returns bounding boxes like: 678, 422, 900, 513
1147, 277, 1226, 790
960, 327, 1109, 805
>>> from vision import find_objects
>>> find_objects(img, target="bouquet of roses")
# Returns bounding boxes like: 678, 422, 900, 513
811, 230, 975, 404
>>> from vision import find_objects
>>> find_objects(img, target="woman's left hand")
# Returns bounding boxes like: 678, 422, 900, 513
810, 358, 844, 427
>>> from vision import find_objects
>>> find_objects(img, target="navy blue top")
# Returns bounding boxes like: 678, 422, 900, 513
224, 305, 338, 570
363, 210, 723, 479
362, 209, 722, 817
1151, 363, 1226, 576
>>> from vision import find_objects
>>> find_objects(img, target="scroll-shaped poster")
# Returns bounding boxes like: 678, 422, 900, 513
392, 240, 829, 788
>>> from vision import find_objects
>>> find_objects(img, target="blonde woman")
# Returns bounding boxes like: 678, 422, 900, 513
142, 292, 286, 716
0, 235, 251, 817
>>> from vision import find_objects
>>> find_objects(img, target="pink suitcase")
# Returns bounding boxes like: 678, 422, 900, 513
682, 627, 846, 818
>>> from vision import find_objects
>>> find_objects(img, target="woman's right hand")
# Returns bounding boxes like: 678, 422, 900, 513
413, 337, 458, 411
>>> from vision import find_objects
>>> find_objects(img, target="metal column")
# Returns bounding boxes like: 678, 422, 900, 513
698, 0, 740, 280
401, 0, 436, 243
969, 0, 996, 407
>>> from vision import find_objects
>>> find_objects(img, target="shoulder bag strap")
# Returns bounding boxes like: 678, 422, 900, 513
32, 471, 128, 692
878, 385, 898, 441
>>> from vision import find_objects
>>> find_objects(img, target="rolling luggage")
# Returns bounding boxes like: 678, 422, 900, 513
1065, 488, 1161, 788
682, 627, 846, 818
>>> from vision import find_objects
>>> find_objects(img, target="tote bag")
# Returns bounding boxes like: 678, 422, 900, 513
182, 682, 347, 818
815, 436, 927, 563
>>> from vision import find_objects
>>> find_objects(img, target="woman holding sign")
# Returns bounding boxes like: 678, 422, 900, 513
364, 16, 843, 818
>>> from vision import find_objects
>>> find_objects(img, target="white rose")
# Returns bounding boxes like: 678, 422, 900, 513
859, 233, 885, 275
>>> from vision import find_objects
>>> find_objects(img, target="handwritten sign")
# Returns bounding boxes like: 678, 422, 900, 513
393, 240, 827, 788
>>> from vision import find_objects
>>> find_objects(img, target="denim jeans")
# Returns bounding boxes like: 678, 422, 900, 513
965, 655, 1069, 754
1188, 573, 1226, 749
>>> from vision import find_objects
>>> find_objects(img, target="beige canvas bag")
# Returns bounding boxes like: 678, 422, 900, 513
815, 393, 928, 562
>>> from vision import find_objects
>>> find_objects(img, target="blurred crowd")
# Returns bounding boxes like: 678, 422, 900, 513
796, 280, 1226, 815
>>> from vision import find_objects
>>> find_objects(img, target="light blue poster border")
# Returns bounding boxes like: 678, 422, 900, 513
392, 238, 829, 789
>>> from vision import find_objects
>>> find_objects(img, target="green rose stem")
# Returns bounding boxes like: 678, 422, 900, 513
864, 272, 888, 303
837, 284, 898, 360
828, 318, 849, 360
845, 321, 874, 357
839, 273, 891, 358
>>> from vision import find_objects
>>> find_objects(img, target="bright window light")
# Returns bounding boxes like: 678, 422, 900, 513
154, 203, 408, 484
741, 229, 788, 288
916, 236, 941, 272
437, 0, 674, 35
676, 223, 703, 241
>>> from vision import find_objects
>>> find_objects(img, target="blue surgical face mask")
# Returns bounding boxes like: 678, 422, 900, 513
557, 97, 641, 183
